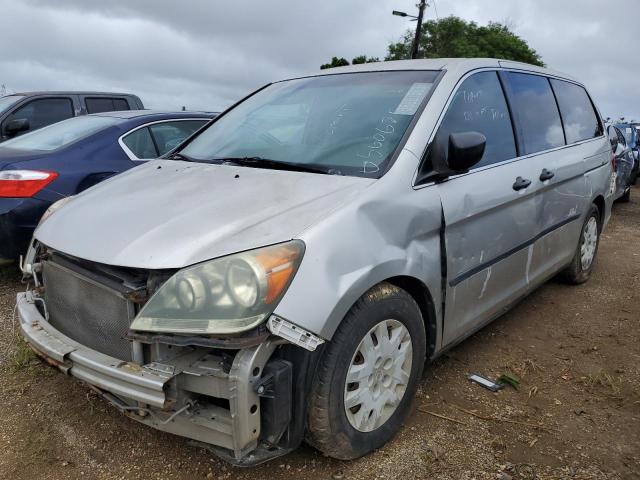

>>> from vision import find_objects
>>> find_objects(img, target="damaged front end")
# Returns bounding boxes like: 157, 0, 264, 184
18, 242, 324, 466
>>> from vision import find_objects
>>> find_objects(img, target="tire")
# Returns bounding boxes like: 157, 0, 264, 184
306, 282, 426, 460
562, 204, 601, 284
619, 187, 631, 203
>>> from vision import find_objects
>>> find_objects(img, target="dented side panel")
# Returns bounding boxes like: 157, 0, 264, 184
274, 149, 444, 344
438, 157, 540, 346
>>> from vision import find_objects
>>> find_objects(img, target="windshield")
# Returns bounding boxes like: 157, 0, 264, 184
0, 95, 25, 114
1, 115, 120, 152
180, 71, 440, 177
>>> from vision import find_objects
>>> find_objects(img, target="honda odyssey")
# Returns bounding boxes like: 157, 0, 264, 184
18, 58, 614, 465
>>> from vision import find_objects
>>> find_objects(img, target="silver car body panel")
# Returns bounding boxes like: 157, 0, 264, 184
32, 58, 613, 347
35, 160, 374, 269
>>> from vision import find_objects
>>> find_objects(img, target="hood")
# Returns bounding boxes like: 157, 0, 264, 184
35, 159, 374, 268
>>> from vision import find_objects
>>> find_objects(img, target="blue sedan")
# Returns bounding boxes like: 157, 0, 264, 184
0, 110, 215, 261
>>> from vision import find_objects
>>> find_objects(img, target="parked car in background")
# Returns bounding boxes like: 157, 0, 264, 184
0, 110, 214, 261
608, 125, 634, 202
614, 122, 639, 184
0, 91, 144, 142
19, 59, 613, 465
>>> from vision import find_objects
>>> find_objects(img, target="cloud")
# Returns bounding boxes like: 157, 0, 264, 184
0, 0, 637, 119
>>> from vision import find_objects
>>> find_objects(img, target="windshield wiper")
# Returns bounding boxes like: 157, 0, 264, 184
167, 152, 200, 162
213, 157, 335, 175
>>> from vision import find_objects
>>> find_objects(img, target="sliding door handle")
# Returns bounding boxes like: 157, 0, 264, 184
513, 176, 532, 191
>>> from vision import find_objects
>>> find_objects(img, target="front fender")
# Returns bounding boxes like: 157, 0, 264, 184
273, 174, 443, 342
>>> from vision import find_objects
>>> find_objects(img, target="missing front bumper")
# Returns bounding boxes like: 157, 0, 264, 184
16, 291, 293, 462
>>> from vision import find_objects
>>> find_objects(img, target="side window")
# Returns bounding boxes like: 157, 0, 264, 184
550, 79, 601, 144
122, 127, 158, 159
148, 120, 207, 156
615, 127, 626, 147
433, 71, 516, 169
505, 73, 565, 154
113, 98, 130, 111
5, 97, 74, 132
86, 97, 131, 114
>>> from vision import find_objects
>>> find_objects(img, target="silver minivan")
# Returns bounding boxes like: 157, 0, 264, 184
18, 59, 614, 465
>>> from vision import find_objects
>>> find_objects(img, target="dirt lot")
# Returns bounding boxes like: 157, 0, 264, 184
0, 195, 638, 480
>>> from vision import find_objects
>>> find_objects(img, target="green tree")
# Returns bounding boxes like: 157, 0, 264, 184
386, 16, 544, 66
320, 57, 350, 70
320, 55, 380, 70
351, 55, 380, 65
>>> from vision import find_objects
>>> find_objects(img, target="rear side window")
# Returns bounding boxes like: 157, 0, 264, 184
148, 120, 207, 156
86, 97, 130, 114
505, 73, 565, 155
433, 71, 516, 168
550, 79, 601, 144
113, 98, 130, 111
122, 127, 157, 158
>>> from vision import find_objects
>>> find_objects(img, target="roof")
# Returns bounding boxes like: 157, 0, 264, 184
90, 110, 216, 120
299, 58, 576, 83
11, 91, 140, 97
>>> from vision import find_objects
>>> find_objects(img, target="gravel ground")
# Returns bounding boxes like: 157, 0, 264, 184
0, 194, 638, 480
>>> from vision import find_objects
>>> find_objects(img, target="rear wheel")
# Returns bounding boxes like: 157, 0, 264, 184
562, 204, 601, 284
306, 283, 426, 459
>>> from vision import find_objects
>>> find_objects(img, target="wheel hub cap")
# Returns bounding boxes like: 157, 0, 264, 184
580, 217, 598, 270
343, 319, 413, 432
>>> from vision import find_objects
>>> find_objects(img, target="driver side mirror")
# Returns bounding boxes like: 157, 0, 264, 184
4, 118, 30, 137
431, 131, 487, 177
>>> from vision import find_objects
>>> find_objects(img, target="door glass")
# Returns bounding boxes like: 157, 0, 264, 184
505, 73, 565, 154
113, 98, 130, 111
149, 120, 207, 156
86, 98, 114, 114
433, 71, 516, 169
615, 127, 626, 147
550, 79, 601, 144
5, 97, 73, 132
86, 97, 130, 114
122, 127, 158, 158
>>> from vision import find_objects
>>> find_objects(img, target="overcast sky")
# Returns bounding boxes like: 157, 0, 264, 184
1, 0, 638, 119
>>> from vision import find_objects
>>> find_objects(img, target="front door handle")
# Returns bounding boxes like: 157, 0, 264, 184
512, 176, 532, 191
539, 168, 555, 181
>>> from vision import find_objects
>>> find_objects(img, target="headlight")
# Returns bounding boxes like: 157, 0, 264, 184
130, 240, 305, 335
38, 196, 75, 226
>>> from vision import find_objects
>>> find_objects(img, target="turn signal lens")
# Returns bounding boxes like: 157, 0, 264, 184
0, 170, 58, 198
255, 243, 301, 304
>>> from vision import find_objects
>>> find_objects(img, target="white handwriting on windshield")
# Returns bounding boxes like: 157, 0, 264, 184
357, 113, 398, 172
328, 104, 351, 135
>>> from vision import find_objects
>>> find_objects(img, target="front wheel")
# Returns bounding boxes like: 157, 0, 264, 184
306, 283, 426, 460
562, 204, 601, 284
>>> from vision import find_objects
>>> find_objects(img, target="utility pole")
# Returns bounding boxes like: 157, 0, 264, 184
394, 2, 428, 59
410, 1, 427, 59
